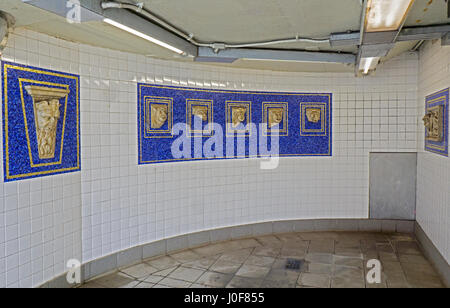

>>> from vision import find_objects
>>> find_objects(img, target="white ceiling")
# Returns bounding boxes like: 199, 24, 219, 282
0, 0, 448, 72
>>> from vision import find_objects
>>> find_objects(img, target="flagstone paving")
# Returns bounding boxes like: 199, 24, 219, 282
80, 231, 445, 288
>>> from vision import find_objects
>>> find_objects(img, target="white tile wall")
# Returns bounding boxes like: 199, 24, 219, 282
416, 40, 450, 264
0, 28, 419, 287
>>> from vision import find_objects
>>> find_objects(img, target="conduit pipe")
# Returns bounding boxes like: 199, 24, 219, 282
101, 1, 330, 53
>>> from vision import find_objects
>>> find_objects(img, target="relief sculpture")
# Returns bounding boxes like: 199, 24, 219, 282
423, 106, 443, 142
151, 104, 168, 129
192, 105, 208, 121
231, 106, 247, 128
268, 108, 284, 128
25, 85, 70, 159
306, 108, 321, 123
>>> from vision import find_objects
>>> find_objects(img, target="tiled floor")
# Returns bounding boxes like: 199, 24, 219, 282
80, 232, 445, 288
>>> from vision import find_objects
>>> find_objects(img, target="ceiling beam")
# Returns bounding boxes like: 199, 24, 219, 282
196, 47, 356, 64
331, 25, 450, 47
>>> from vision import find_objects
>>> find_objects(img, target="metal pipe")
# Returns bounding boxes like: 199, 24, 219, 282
101, 1, 330, 52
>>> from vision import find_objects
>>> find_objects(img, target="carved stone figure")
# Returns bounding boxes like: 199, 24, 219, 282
306, 108, 321, 123
423, 106, 444, 142
25, 86, 70, 159
192, 105, 208, 121
268, 108, 284, 128
231, 106, 247, 128
150, 104, 168, 129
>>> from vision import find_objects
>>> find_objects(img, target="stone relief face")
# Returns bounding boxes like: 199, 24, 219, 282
306, 108, 321, 123
35, 99, 61, 159
151, 104, 168, 129
423, 106, 443, 142
231, 107, 247, 128
192, 105, 209, 122
268, 108, 284, 128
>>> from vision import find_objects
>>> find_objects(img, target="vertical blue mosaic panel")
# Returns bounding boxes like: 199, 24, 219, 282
424, 88, 449, 157
138, 84, 332, 164
2, 62, 80, 181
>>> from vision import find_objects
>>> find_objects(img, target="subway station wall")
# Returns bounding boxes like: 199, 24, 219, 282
0, 29, 419, 287
416, 40, 450, 264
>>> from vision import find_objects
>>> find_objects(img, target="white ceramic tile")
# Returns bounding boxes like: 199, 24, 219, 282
416, 40, 450, 264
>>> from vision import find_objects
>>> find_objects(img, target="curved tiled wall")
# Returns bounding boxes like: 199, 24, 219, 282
0, 29, 421, 287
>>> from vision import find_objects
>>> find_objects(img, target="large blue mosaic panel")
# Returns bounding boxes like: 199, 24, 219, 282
424, 88, 448, 157
138, 84, 332, 164
2, 61, 80, 181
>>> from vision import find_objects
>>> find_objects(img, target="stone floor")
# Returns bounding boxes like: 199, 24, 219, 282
80, 231, 445, 288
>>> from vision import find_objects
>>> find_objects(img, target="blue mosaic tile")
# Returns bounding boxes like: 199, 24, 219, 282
2, 61, 80, 181
138, 83, 332, 164
424, 88, 448, 157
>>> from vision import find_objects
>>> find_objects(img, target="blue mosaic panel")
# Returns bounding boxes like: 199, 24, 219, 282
425, 88, 449, 157
139, 84, 332, 164
2, 61, 80, 181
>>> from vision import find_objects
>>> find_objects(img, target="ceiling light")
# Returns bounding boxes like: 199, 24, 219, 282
360, 57, 380, 74
103, 18, 184, 55
365, 0, 415, 32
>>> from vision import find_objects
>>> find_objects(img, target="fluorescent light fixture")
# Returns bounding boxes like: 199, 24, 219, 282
360, 57, 380, 74
103, 18, 184, 54
366, 0, 415, 32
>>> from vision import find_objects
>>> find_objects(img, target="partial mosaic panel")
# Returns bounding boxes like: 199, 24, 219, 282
2, 61, 80, 181
138, 83, 332, 164
423, 88, 448, 157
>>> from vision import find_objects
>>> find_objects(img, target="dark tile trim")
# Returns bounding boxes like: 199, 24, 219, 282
414, 221, 450, 288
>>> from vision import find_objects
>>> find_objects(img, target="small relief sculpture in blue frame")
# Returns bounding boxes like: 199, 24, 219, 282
300, 102, 328, 137
186, 99, 213, 137
262, 102, 289, 136
145, 96, 173, 138
423, 88, 449, 157
2, 61, 80, 181
226, 101, 252, 137
138, 83, 332, 164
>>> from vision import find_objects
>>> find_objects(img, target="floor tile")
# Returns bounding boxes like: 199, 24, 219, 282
334, 255, 364, 269
217, 248, 253, 263
143, 275, 164, 284
120, 263, 159, 279
235, 264, 271, 279
210, 260, 242, 274
396, 241, 421, 255
305, 253, 333, 264
158, 277, 192, 288
168, 266, 205, 282
151, 266, 178, 277
252, 246, 281, 257
93, 272, 139, 288
307, 263, 333, 275
298, 273, 331, 288
134, 282, 155, 288
183, 256, 218, 270
331, 277, 365, 288
244, 255, 275, 267
226, 276, 263, 288
196, 271, 233, 287
265, 269, 300, 286
307, 240, 335, 253
79, 231, 443, 289
146, 256, 180, 270
170, 250, 202, 263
